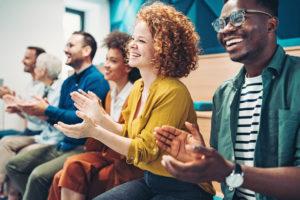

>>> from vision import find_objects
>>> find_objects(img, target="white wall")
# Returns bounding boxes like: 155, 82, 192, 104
0, 0, 65, 130
0, 0, 110, 130
64, 0, 110, 65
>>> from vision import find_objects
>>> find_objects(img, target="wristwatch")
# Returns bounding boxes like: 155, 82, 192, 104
225, 163, 244, 191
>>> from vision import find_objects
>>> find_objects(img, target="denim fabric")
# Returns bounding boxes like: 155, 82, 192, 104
22, 128, 42, 136
0, 129, 23, 138
0, 128, 41, 139
93, 171, 212, 200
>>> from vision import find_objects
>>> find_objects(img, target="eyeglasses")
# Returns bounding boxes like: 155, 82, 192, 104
212, 9, 274, 33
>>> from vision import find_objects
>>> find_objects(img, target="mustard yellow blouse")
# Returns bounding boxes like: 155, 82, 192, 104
121, 76, 214, 194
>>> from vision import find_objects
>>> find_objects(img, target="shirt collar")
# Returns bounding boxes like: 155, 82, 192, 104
232, 45, 286, 88
111, 81, 133, 101
139, 75, 164, 93
262, 45, 286, 77
73, 64, 94, 83
49, 78, 62, 91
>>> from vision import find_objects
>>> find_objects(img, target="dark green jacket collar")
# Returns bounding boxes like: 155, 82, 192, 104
232, 45, 286, 89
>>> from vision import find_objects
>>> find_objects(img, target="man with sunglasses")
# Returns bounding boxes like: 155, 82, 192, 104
155, 0, 300, 199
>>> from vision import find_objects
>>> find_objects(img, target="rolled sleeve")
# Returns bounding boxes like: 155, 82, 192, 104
125, 87, 195, 165
126, 129, 160, 165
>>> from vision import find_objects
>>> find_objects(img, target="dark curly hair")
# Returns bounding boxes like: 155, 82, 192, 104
103, 31, 141, 83
102, 31, 131, 63
137, 2, 200, 78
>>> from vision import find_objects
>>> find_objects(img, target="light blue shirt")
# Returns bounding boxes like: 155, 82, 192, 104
21, 79, 45, 131
29, 79, 65, 144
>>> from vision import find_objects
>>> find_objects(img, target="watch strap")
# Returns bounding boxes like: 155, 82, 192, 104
234, 163, 242, 174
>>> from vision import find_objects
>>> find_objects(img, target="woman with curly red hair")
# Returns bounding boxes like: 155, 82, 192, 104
55, 2, 214, 200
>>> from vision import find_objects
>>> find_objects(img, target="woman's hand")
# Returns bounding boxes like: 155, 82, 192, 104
54, 111, 97, 139
71, 90, 108, 125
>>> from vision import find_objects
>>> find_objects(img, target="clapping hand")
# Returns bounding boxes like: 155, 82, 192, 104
71, 90, 108, 124
155, 122, 233, 183
54, 110, 96, 139
0, 86, 15, 98
155, 122, 205, 162
17, 96, 49, 116
2, 94, 21, 113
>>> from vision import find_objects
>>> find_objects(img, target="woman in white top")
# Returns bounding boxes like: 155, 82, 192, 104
47, 31, 141, 200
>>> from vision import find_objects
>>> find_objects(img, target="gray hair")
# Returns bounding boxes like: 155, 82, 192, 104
36, 53, 62, 80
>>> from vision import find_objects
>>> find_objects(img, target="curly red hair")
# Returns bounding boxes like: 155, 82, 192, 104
137, 2, 200, 78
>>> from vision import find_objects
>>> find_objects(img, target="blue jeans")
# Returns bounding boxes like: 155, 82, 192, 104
93, 171, 212, 200
0, 128, 41, 138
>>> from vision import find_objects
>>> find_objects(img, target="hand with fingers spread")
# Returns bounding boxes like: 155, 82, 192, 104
155, 121, 233, 184
3, 94, 18, 106
0, 86, 15, 98
161, 146, 233, 184
154, 121, 205, 162
54, 110, 96, 139
5, 105, 21, 114
17, 95, 49, 116
3, 94, 21, 113
71, 90, 108, 124
3, 94, 33, 114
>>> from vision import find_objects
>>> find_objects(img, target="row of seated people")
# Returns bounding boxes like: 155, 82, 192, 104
47, 31, 144, 200
0, 28, 146, 200
0, 29, 110, 199
1, 1, 299, 200
0, 19, 214, 199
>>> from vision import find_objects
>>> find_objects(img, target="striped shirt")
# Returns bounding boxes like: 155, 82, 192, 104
235, 75, 263, 200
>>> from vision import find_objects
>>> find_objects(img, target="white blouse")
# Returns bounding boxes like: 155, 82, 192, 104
110, 82, 133, 122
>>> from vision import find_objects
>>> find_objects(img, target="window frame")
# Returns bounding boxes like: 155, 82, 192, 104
65, 7, 85, 31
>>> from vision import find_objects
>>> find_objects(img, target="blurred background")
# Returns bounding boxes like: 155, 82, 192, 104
0, 0, 299, 130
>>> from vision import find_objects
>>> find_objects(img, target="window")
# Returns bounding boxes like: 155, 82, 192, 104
63, 7, 85, 40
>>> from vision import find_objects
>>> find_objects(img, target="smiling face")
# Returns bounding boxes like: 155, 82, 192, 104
217, 0, 273, 63
103, 48, 130, 83
22, 49, 37, 73
64, 34, 86, 68
128, 21, 155, 70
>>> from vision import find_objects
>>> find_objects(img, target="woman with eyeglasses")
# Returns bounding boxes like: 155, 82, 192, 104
55, 2, 214, 200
